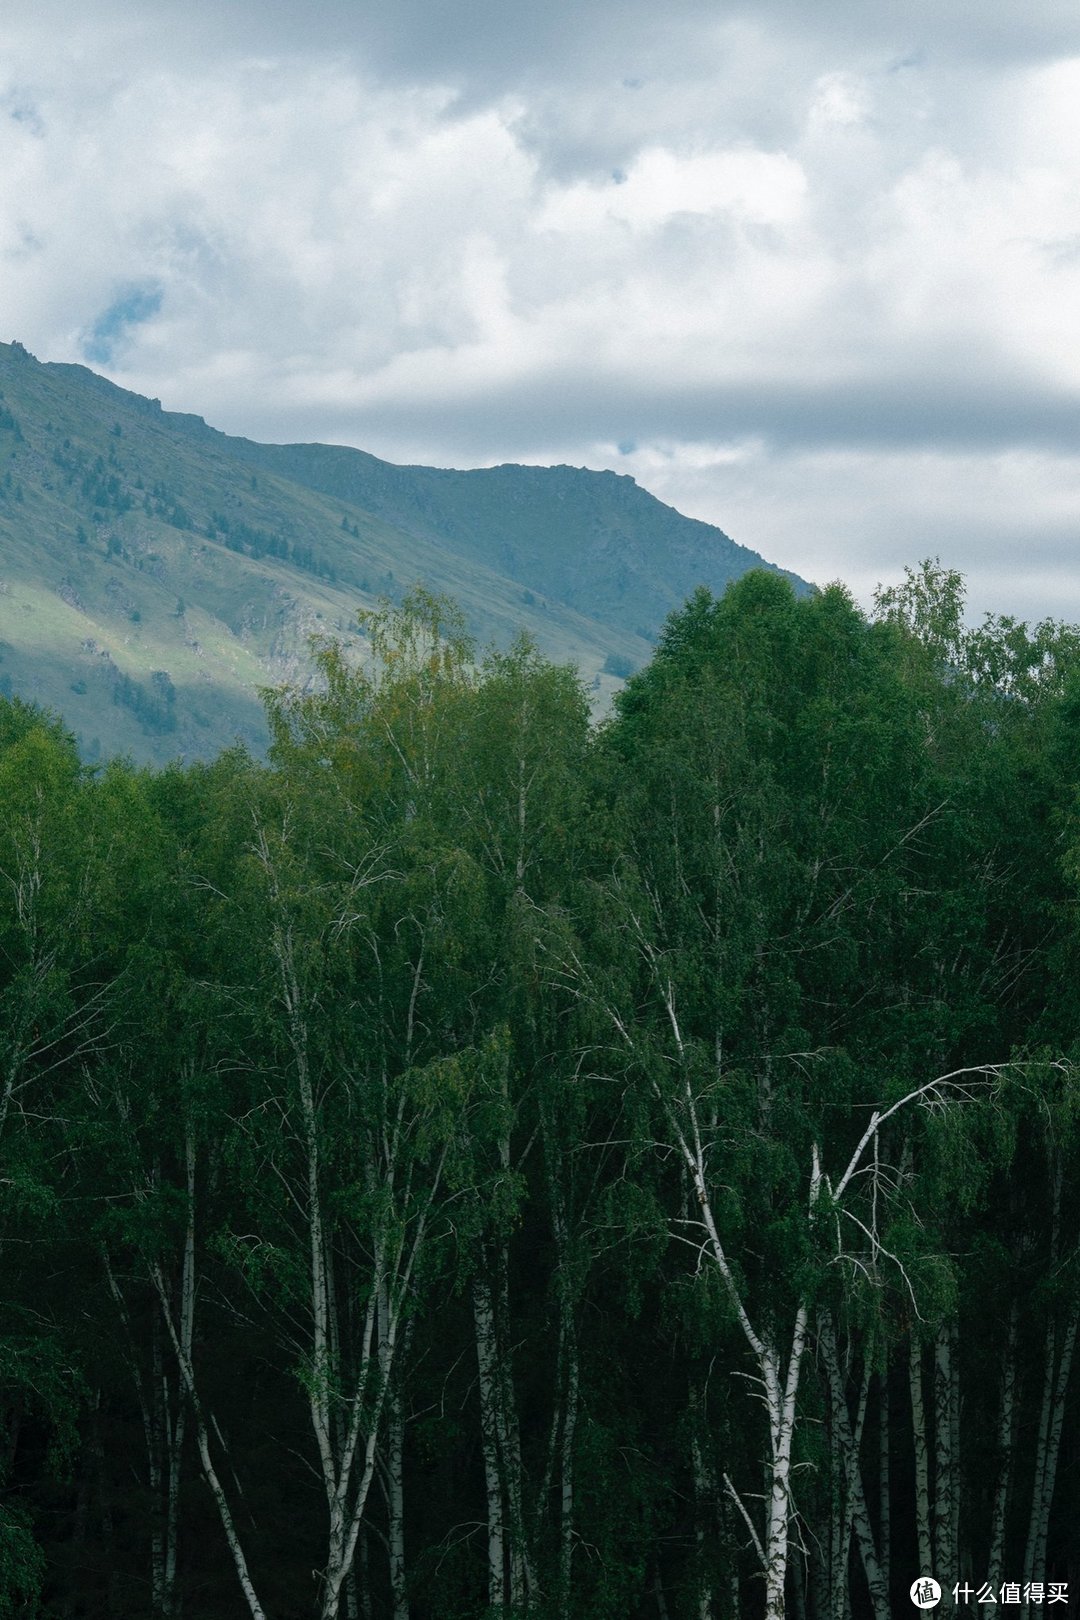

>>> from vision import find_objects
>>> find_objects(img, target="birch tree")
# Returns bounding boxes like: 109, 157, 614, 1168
583, 575, 1029, 1617
0, 704, 95, 1616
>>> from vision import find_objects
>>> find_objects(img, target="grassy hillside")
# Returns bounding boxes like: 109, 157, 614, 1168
202, 438, 808, 644
0, 341, 810, 763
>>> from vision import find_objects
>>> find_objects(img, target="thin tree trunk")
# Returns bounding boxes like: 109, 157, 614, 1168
387, 1381, 408, 1620
163, 1128, 196, 1618
833, 1355, 859, 1620
140, 1308, 165, 1613
104, 1241, 172, 1618
763, 1307, 809, 1620
948, 1316, 960, 1579
269, 890, 414, 1620
909, 1337, 932, 1577
878, 1370, 890, 1607
691, 1413, 715, 1620
319, 1172, 441, 1620
1025, 1294, 1079, 1590
357, 1527, 372, 1620
496, 1257, 534, 1612
151, 1189, 268, 1620
149, 1313, 167, 1616
808, 1517, 828, 1620
933, 1321, 956, 1613
384, 1295, 411, 1620
344, 1564, 359, 1620
789, 1548, 807, 1620
559, 1318, 579, 1608
664, 1050, 810, 1620
64, 1427, 92, 1620
653, 1564, 672, 1620
91, 1391, 119, 1617
987, 1300, 1018, 1594
829, 1383, 843, 1620
537, 1094, 579, 1610
474, 1273, 507, 1612
1023, 1157, 1064, 1601
819, 1315, 888, 1620
719, 1496, 741, 1619
328, 1252, 358, 1620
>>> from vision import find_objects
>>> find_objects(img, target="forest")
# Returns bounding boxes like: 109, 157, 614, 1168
0, 563, 1077, 1620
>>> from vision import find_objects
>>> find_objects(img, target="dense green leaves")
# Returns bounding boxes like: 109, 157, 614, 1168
0, 575, 1077, 1618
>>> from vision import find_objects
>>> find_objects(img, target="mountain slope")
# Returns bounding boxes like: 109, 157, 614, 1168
0, 340, 810, 763
202, 437, 807, 646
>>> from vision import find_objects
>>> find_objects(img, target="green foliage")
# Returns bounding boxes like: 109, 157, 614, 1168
0, 572, 1074, 1618
0, 1503, 44, 1619
873, 556, 967, 666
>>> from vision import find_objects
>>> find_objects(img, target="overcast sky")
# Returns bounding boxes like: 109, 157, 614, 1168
3, 1, 1079, 620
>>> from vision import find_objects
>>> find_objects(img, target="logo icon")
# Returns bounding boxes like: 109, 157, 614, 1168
910, 1577, 941, 1609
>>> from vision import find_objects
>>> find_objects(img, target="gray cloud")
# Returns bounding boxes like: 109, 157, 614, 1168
19, 0, 1074, 79
2, 0, 1079, 622
259, 374, 1079, 466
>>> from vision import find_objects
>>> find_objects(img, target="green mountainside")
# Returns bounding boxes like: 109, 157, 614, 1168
0, 339, 809, 763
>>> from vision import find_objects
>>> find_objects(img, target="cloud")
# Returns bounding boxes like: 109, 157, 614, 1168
0, 1, 1078, 622
12, 0, 1073, 87
537, 147, 807, 232
611, 440, 1080, 625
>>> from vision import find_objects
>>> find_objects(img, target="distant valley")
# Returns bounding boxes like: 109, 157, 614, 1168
0, 340, 809, 763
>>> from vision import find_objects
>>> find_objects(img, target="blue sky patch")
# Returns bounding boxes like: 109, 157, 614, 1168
82, 283, 163, 365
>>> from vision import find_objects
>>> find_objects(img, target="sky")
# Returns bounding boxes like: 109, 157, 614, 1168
2, 1, 1079, 621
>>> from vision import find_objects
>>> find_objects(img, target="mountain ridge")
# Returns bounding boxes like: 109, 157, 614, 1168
0, 340, 811, 762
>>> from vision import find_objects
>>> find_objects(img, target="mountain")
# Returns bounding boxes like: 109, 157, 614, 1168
0, 340, 810, 763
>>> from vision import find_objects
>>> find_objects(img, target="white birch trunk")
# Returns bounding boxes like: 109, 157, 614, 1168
151, 1261, 268, 1620
492, 1107, 535, 1612
690, 1416, 715, 1620
845, 1362, 882, 1620
105, 1208, 180, 1619
1025, 1311, 1056, 1589
383, 1297, 411, 1620
387, 1382, 408, 1620
819, 1315, 888, 1620
987, 1300, 1018, 1594
948, 1316, 960, 1579
149, 1315, 166, 1616
653, 997, 812, 1620
828, 1386, 844, 1620
615, 987, 1000, 1620
1023, 1157, 1064, 1603
559, 1322, 579, 1609
266, 874, 425, 1620
909, 1337, 932, 1578
319, 1176, 441, 1620
878, 1371, 890, 1606
933, 1321, 955, 1606
833, 1356, 858, 1620
143, 1127, 262, 1619
541, 1097, 578, 1614
163, 1128, 196, 1619
1025, 1294, 1079, 1592
495, 1305, 533, 1610
763, 1307, 808, 1620
474, 1273, 507, 1612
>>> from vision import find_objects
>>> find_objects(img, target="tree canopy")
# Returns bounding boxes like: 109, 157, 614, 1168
0, 567, 1077, 1620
